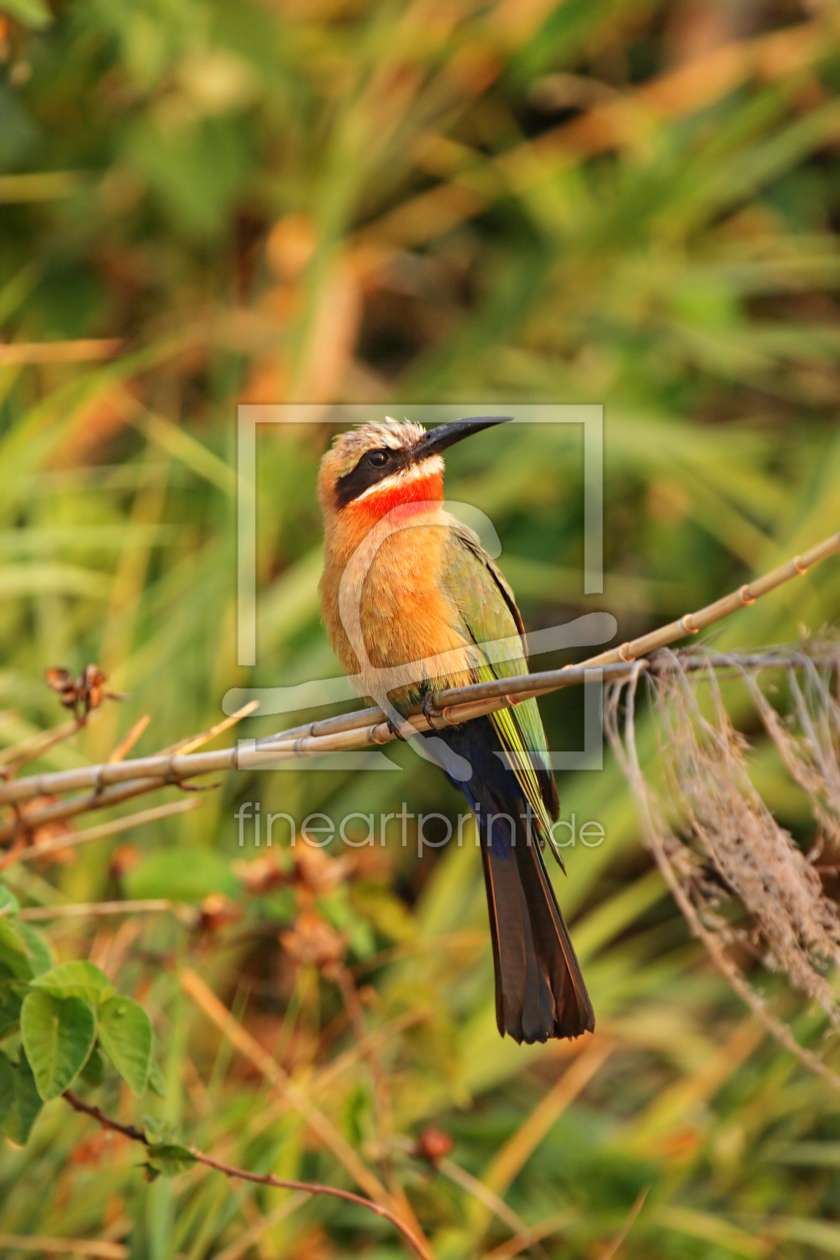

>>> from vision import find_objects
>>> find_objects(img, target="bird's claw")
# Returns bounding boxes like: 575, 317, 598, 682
422, 690, 451, 730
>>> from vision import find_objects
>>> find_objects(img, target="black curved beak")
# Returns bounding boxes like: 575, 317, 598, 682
415, 415, 512, 460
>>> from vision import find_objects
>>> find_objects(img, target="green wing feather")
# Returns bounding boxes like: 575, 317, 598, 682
442, 522, 559, 835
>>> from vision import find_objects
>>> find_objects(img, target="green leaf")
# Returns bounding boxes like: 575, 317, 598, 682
79, 1046, 104, 1087
0, 1053, 42, 1145
20, 991, 96, 1101
97, 996, 152, 1096
146, 1059, 167, 1099
0, 919, 34, 980
0, 886, 19, 917
145, 1142, 197, 1178
0, 920, 51, 981
143, 1115, 175, 1144
16, 923, 52, 977
33, 961, 113, 1006
1, 0, 54, 29
123, 848, 239, 903
0, 988, 22, 1038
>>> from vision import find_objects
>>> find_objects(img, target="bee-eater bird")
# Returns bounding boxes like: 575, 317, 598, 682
318, 417, 594, 1043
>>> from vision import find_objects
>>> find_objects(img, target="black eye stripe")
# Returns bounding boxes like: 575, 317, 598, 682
334, 444, 410, 508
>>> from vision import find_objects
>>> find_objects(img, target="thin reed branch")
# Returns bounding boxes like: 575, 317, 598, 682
1, 528, 837, 840
62, 1091, 434, 1260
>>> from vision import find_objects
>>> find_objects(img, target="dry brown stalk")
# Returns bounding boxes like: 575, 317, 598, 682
483, 1210, 579, 1260
0, 1233, 126, 1258
0, 709, 103, 772
210, 1195, 309, 1260
478, 1040, 615, 1217
18, 899, 176, 922
0, 339, 123, 365
107, 715, 151, 763
605, 660, 840, 1088
431, 1154, 547, 1260
597, 1186, 651, 1260
659, 660, 840, 1020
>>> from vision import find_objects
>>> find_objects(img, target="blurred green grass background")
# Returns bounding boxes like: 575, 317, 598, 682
2, 0, 840, 1256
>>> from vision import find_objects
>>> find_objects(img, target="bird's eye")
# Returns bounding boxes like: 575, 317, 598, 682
367, 450, 389, 468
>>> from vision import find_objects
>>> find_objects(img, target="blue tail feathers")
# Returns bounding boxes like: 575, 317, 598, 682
425, 716, 594, 1043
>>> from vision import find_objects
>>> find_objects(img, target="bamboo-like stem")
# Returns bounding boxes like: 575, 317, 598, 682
0, 778, 175, 841
0, 653, 827, 827
0, 529, 838, 837
576, 528, 840, 667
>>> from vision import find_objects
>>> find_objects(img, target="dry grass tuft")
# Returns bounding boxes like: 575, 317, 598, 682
608, 644, 840, 1072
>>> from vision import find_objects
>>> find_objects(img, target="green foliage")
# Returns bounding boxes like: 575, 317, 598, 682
0, 0, 52, 30
21, 989, 95, 1099
0, 1052, 41, 1144
0, 898, 158, 1132
96, 996, 153, 1097
144, 1143, 197, 1181
32, 960, 114, 1005
123, 847, 240, 902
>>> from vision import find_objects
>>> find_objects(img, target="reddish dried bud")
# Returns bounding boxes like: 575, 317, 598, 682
45, 667, 78, 709
70, 1133, 109, 1166
109, 843, 142, 884
14, 796, 74, 859
280, 911, 346, 969
291, 844, 353, 896
44, 663, 123, 720
231, 853, 286, 894
195, 893, 238, 934
414, 1127, 454, 1164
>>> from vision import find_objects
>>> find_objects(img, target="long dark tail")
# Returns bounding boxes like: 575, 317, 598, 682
428, 717, 594, 1044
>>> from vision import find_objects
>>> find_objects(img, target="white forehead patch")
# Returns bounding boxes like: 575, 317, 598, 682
333, 417, 426, 459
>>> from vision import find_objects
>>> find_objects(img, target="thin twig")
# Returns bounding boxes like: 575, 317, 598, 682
154, 700, 260, 757
0, 339, 123, 365
483, 1211, 578, 1260
598, 1186, 651, 1260
0, 1234, 126, 1258
1, 797, 201, 870
0, 712, 94, 770
62, 1091, 434, 1260
331, 963, 421, 1233
435, 1155, 549, 1260
18, 899, 176, 921
107, 716, 151, 764
211, 1194, 309, 1260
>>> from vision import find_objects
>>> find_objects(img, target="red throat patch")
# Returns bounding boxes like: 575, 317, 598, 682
347, 468, 444, 521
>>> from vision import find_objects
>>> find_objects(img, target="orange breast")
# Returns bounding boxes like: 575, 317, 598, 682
320, 503, 475, 710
